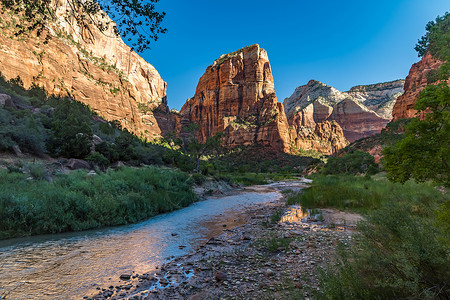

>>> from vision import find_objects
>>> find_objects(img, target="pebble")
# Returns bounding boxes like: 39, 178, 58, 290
119, 274, 131, 280
214, 271, 228, 282
84, 182, 358, 300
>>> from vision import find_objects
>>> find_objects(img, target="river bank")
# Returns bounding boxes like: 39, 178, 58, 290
85, 181, 361, 300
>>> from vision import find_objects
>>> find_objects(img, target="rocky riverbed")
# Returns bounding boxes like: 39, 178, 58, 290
85, 182, 361, 300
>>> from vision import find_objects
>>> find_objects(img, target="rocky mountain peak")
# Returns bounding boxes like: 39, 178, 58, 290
179, 44, 290, 152
284, 79, 402, 142
283, 80, 347, 118
179, 46, 348, 154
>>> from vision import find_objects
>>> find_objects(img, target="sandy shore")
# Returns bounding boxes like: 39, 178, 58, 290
85, 181, 361, 300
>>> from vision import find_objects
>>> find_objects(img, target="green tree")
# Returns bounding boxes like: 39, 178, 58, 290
181, 124, 225, 173
323, 150, 378, 175
415, 12, 449, 59
47, 98, 93, 158
0, 0, 166, 53
384, 12, 450, 186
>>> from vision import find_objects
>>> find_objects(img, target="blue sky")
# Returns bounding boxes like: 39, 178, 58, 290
136, 0, 449, 110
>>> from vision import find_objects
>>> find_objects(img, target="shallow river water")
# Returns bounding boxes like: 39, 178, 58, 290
0, 182, 309, 300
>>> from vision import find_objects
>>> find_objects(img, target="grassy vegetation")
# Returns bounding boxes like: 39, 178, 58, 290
0, 166, 196, 239
219, 172, 298, 186
288, 174, 449, 299
287, 174, 444, 213
318, 184, 449, 299
210, 144, 319, 175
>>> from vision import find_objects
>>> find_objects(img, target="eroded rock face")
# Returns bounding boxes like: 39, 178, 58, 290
0, 0, 172, 139
392, 53, 447, 120
347, 80, 404, 119
180, 45, 349, 154
293, 120, 349, 156
330, 98, 390, 142
179, 45, 291, 152
284, 79, 401, 142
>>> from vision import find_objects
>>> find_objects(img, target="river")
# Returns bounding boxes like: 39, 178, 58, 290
0, 181, 307, 299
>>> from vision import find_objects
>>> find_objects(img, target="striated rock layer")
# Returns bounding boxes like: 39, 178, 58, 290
284, 79, 403, 142
0, 0, 174, 139
293, 120, 349, 156
180, 45, 348, 154
179, 45, 291, 152
392, 53, 447, 120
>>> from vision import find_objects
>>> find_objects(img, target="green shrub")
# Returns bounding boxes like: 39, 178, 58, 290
191, 173, 206, 185
0, 166, 197, 239
323, 150, 377, 175
29, 163, 47, 180
95, 141, 119, 162
317, 188, 449, 299
46, 98, 94, 158
0, 108, 47, 155
98, 122, 116, 136
86, 152, 110, 169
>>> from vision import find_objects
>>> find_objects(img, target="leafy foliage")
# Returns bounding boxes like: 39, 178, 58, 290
385, 12, 450, 186
323, 150, 378, 175
0, 166, 196, 239
47, 98, 93, 158
210, 144, 318, 174
163, 124, 225, 173
0, 73, 171, 167
384, 83, 450, 186
0, 0, 166, 53
415, 12, 450, 59
316, 182, 449, 299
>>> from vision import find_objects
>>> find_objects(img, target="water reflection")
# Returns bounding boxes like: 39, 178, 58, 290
0, 190, 281, 300
280, 205, 308, 223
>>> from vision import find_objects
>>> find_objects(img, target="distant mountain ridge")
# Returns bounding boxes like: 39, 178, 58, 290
283, 79, 404, 142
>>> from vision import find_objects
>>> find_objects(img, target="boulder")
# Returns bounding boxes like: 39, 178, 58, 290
0, 94, 17, 109
92, 135, 103, 145
66, 158, 91, 170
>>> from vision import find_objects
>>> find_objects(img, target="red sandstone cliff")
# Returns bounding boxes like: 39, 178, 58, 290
179, 45, 291, 152
0, 0, 174, 139
392, 53, 447, 120
293, 120, 349, 156
179, 45, 348, 154
284, 80, 402, 142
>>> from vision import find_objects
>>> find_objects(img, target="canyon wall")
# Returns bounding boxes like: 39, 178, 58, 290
180, 45, 348, 154
284, 79, 403, 142
179, 45, 291, 152
0, 0, 174, 139
392, 53, 447, 120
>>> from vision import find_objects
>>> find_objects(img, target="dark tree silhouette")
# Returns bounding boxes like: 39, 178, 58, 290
0, 0, 166, 52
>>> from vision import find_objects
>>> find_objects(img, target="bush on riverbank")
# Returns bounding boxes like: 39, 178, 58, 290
322, 150, 378, 175
317, 185, 449, 299
0, 166, 197, 239
290, 175, 449, 299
